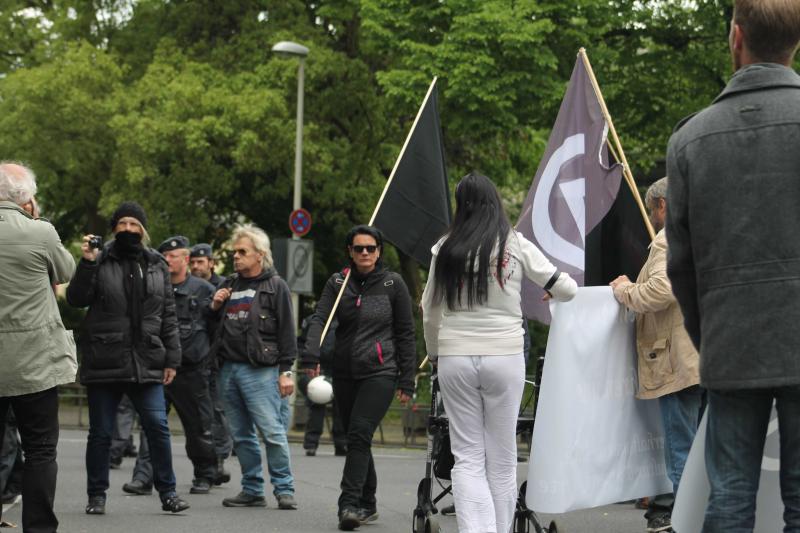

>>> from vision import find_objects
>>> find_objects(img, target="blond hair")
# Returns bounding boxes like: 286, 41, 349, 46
231, 224, 274, 269
735, 0, 800, 63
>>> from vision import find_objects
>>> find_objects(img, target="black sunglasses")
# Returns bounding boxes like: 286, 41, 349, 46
352, 245, 378, 254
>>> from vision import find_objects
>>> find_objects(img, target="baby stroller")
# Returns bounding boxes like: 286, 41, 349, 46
411, 358, 562, 533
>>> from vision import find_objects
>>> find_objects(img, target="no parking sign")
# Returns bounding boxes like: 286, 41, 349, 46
289, 208, 312, 237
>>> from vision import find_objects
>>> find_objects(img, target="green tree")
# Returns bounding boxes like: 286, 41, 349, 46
0, 42, 122, 237
3, 0, 792, 333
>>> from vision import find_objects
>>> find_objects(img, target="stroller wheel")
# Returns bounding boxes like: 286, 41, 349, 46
547, 519, 564, 533
413, 512, 424, 533
424, 512, 440, 533
514, 510, 544, 533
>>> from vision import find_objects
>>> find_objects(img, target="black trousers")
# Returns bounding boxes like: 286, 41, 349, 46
0, 387, 59, 533
208, 368, 232, 459
0, 408, 23, 496
133, 366, 217, 483
298, 374, 346, 451
333, 375, 395, 513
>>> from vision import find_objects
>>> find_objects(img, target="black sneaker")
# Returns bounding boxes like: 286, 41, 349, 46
338, 508, 360, 531
305, 448, 317, 457
161, 494, 190, 513
276, 493, 297, 510
222, 491, 266, 507
85, 495, 106, 515
440, 503, 456, 516
122, 479, 153, 495
190, 478, 212, 494
109, 457, 122, 470
357, 507, 378, 524
646, 513, 672, 532
335, 446, 348, 457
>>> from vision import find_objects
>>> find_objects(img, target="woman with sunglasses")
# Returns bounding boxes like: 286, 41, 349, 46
421, 172, 577, 533
302, 225, 416, 531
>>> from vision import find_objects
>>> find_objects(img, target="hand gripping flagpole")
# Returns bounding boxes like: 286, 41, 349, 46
319, 77, 440, 347
579, 48, 656, 241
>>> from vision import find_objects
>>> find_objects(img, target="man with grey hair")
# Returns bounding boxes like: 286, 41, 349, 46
209, 224, 298, 510
611, 177, 704, 533
666, 0, 800, 529
0, 162, 76, 532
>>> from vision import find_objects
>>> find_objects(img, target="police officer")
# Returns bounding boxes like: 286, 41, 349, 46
189, 242, 232, 483
190, 243, 226, 288
123, 236, 219, 495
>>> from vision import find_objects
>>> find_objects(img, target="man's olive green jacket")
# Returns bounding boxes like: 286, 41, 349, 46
0, 200, 77, 396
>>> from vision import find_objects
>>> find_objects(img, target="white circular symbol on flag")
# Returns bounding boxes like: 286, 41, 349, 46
532, 133, 586, 270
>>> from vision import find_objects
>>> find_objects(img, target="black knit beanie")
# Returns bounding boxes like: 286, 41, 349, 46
110, 201, 148, 230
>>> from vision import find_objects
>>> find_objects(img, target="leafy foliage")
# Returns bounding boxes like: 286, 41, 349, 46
2, 0, 795, 341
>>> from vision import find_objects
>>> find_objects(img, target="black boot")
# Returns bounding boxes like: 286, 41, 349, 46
86, 495, 106, 515
214, 456, 230, 485
161, 494, 190, 513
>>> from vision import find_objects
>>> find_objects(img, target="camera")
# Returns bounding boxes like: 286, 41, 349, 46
88, 236, 103, 250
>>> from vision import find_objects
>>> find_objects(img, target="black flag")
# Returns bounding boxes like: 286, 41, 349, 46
372, 82, 451, 267
584, 177, 650, 286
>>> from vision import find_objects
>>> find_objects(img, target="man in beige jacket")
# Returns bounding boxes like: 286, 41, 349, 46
0, 162, 77, 532
610, 177, 705, 533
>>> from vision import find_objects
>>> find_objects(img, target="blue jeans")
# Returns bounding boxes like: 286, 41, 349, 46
703, 387, 800, 533
660, 385, 706, 495
218, 362, 294, 496
646, 386, 706, 521
85, 383, 177, 500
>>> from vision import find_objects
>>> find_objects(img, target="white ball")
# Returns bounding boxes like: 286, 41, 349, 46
307, 376, 334, 405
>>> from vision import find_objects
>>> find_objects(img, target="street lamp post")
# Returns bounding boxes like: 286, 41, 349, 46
271, 41, 309, 331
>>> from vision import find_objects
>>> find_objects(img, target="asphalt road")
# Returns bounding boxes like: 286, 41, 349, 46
1, 429, 648, 532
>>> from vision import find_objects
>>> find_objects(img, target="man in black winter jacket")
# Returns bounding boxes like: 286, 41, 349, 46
67, 201, 189, 516
209, 224, 298, 511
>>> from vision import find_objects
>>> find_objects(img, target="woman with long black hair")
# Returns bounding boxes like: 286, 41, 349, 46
421, 172, 577, 533
302, 225, 416, 531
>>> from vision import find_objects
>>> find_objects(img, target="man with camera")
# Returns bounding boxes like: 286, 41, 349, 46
0, 162, 76, 532
67, 201, 190, 516
122, 236, 220, 496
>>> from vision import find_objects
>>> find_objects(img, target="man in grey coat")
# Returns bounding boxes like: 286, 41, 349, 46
0, 162, 77, 532
666, 1, 800, 531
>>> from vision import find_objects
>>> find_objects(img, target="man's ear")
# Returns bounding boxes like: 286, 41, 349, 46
731, 23, 745, 53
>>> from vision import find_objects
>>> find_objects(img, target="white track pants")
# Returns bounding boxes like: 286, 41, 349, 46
438, 354, 525, 533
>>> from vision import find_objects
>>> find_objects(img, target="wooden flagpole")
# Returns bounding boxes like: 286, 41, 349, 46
318, 77, 440, 347
578, 48, 655, 241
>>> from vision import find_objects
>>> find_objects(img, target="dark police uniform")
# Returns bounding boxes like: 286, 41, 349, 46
189, 242, 232, 463
209, 271, 226, 289
131, 237, 218, 491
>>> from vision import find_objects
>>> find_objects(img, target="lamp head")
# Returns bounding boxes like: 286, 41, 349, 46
271, 41, 309, 58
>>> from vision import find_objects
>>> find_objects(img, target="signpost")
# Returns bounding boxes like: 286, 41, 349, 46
272, 238, 314, 295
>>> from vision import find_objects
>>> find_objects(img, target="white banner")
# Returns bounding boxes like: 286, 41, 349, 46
526, 286, 671, 513
671, 406, 782, 532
